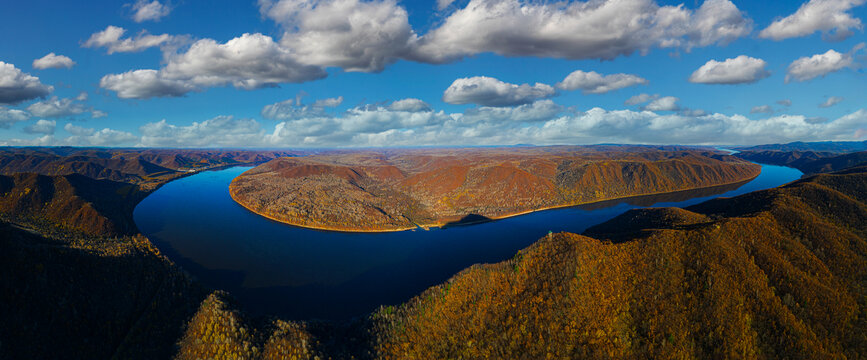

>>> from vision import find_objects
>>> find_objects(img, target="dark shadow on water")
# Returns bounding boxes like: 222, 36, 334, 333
441, 213, 493, 228
574, 178, 752, 210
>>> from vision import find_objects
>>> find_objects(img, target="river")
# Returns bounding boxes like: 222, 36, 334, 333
133, 163, 802, 320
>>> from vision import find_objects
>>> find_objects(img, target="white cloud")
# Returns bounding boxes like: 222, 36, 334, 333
759, 0, 866, 41
785, 46, 860, 82
643, 96, 680, 111
819, 96, 844, 108
23, 119, 56, 135
0, 106, 31, 128
411, 0, 751, 63
32, 53, 75, 69
130, 0, 171, 22
72, 128, 139, 146
442, 76, 556, 106
162, 33, 327, 89
262, 105, 867, 147
777, 99, 792, 106
101, 33, 328, 99
556, 70, 648, 94
260, 0, 416, 72
91, 110, 108, 119
8, 124, 142, 146
83, 26, 176, 54
64, 123, 95, 136
31, 99, 866, 147
750, 105, 773, 114
100, 69, 195, 99
140, 116, 265, 147
689, 55, 770, 84
388, 98, 431, 112
624, 93, 659, 106
686, 0, 754, 49
461, 100, 563, 123
26, 96, 89, 118
0, 62, 53, 104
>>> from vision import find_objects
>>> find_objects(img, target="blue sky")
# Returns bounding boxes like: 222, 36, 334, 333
0, 0, 865, 147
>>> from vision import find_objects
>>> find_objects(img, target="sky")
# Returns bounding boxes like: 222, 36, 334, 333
0, 0, 865, 148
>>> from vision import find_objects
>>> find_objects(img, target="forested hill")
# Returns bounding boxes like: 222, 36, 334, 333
367, 165, 867, 358
737, 150, 867, 175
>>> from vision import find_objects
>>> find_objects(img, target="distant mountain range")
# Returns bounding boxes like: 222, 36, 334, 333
734, 140, 867, 153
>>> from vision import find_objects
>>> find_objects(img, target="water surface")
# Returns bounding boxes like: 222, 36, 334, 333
134, 164, 802, 320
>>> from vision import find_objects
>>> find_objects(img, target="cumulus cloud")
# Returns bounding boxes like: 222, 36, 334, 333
777, 99, 793, 106
161, 33, 327, 89
100, 69, 195, 99
461, 100, 563, 123
83, 26, 179, 54
64, 123, 95, 136
624, 93, 659, 106
100, 33, 327, 99
260, 0, 416, 72
785, 45, 861, 82
819, 96, 844, 108
556, 70, 648, 94
129, 0, 171, 22
642, 96, 680, 111
69, 128, 138, 146
23, 119, 56, 135
26, 96, 91, 118
750, 105, 773, 114
388, 98, 431, 112
27, 98, 866, 147
6, 123, 142, 146
261, 105, 867, 147
140, 116, 265, 147
0, 106, 31, 128
0, 62, 53, 105
411, 0, 751, 63
442, 76, 556, 106
689, 55, 770, 84
759, 0, 866, 41
32, 53, 75, 69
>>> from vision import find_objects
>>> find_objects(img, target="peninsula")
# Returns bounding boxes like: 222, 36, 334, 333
229, 147, 761, 231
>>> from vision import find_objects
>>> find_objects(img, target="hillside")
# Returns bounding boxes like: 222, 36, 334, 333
738, 150, 867, 175
230, 148, 760, 231
367, 166, 867, 359
0, 173, 145, 236
0, 148, 308, 188
0, 221, 206, 360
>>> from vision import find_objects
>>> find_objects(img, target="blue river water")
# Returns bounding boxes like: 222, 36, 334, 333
133, 163, 802, 320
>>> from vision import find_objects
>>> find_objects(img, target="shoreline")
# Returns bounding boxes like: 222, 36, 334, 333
228, 166, 762, 233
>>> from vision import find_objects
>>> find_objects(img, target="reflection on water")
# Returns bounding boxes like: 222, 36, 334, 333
133, 163, 802, 320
